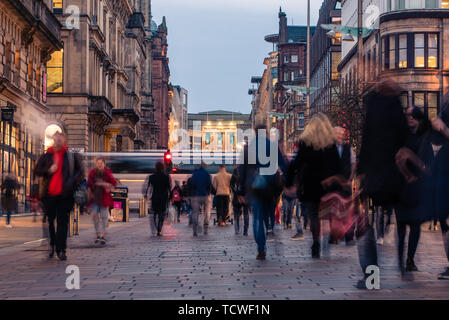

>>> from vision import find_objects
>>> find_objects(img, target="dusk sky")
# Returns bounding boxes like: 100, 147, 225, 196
152, 0, 322, 115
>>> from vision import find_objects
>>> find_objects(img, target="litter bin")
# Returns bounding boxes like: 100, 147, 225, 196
111, 186, 129, 222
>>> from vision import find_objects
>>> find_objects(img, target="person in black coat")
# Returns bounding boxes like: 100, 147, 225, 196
428, 105, 449, 280
1, 173, 19, 227
355, 78, 408, 288
395, 107, 432, 273
286, 113, 341, 259
144, 162, 172, 236
230, 165, 249, 236
34, 131, 84, 261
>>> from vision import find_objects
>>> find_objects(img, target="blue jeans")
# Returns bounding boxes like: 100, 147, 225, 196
234, 204, 249, 234
282, 197, 295, 226
356, 198, 378, 274
252, 199, 273, 253
90, 204, 109, 236
376, 206, 392, 239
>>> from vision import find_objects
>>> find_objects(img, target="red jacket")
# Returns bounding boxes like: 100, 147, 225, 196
87, 167, 117, 208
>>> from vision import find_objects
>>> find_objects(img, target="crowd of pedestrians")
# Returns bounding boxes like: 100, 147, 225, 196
4, 78, 448, 289
139, 77, 449, 287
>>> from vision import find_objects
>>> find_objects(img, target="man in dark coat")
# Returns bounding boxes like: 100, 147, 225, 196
34, 131, 84, 261
144, 162, 172, 237
429, 105, 449, 280
355, 78, 408, 288
1, 173, 19, 228
230, 165, 249, 236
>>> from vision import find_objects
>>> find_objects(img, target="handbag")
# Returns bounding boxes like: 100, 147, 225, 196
319, 192, 356, 240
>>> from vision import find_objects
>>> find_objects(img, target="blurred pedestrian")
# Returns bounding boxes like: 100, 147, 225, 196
328, 126, 356, 245
375, 206, 393, 245
213, 165, 232, 226
428, 105, 449, 280
282, 186, 296, 229
355, 78, 408, 288
143, 162, 171, 237
183, 178, 193, 225
394, 107, 433, 273
189, 162, 213, 236
1, 173, 19, 228
240, 124, 287, 260
171, 181, 183, 223
34, 131, 84, 261
286, 113, 341, 259
87, 158, 117, 245
230, 165, 249, 236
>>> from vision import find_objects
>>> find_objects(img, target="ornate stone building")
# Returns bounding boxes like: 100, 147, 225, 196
151, 16, 170, 150
0, 0, 62, 209
339, 0, 449, 121
45, 0, 169, 152
261, 8, 315, 153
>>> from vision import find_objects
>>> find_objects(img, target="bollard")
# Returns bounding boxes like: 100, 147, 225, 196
74, 204, 80, 236
139, 199, 144, 218
125, 198, 130, 222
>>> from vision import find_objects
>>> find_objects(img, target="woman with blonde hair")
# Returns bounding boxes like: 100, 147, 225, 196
286, 113, 342, 258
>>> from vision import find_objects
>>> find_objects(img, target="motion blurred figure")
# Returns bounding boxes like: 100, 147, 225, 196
189, 162, 213, 236
240, 124, 287, 260
428, 105, 449, 280
35, 131, 84, 261
213, 165, 232, 226
395, 107, 432, 273
144, 162, 172, 237
1, 173, 19, 228
286, 114, 341, 259
230, 165, 249, 236
87, 158, 117, 245
171, 181, 183, 223
328, 126, 356, 245
356, 78, 408, 288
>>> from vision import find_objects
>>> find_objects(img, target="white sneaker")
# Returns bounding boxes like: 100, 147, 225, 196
376, 237, 384, 245
6, 224, 12, 228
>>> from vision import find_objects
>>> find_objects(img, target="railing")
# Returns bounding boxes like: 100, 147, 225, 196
88, 96, 113, 121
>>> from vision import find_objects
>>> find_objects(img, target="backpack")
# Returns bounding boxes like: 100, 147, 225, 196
172, 188, 181, 202
68, 151, 87, 207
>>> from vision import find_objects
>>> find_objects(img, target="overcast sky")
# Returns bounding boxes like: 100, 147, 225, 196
152, 0, 322, 114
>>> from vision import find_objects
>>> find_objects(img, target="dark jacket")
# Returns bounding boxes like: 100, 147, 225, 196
1, 176, 19, 212
34, 149, 84, 202
239, 136, 287, 204
397, 130, 449, 223
189, 167, 212, 197
357, 91, 408, 206
230, 166, 245, 207
286, 141, 342, 203
145, 172, 171, 212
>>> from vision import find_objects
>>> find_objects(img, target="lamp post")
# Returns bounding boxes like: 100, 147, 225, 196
306, 0, 311, 119
357, 0, 364, 110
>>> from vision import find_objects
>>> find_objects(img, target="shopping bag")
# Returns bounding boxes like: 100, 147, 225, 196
148, 210, 157, 236
319, 192, 356, 240
166, 205, 176, 225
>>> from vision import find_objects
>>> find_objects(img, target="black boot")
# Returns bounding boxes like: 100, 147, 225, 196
49, 246, 55, 258
311, 241, 320, 259
406, 258, 418, 272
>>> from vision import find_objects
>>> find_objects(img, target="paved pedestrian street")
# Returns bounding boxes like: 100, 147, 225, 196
0, 214, 448, 300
